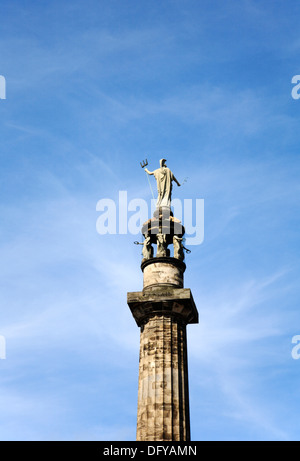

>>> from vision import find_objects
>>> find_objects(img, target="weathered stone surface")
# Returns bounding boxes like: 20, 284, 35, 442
127, 256, 198, 441
142, 258, 184, 290
127, 288, 198, 327
136, 315, 190, 441
141, 217, 185, 245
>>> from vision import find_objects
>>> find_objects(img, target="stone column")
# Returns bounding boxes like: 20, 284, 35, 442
127, 257, 198, 441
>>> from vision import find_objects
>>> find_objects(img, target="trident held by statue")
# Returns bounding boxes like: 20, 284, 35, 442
140, 158, 155, 199
140, 159, 148, 168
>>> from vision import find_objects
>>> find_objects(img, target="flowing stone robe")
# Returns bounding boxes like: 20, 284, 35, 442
146, 159, 180, 208
153, 166, 175, 207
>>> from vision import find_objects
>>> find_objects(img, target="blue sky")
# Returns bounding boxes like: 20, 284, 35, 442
0, 0, 300, 441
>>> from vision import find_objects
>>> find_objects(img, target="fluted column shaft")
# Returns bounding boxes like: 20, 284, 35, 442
136, 314, 190, 441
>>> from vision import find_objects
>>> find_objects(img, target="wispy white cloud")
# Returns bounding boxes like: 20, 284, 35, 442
188, 265, 298, 440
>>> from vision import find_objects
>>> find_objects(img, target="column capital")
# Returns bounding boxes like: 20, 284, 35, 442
127, 287, 198, 327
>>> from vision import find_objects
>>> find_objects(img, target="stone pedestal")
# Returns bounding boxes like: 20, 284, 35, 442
142, 257, 185, 291
127, 257, 198, 441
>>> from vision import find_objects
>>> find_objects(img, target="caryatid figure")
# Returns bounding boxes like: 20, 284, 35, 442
144, 159, 181, 208
173, 235, 185, 261
142, 234, 153, 260
156, 233, 167, 257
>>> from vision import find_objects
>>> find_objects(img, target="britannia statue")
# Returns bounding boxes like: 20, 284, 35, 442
144, 159, 181, 208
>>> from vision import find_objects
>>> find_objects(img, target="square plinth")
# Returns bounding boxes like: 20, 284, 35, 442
127, 287, 198, 327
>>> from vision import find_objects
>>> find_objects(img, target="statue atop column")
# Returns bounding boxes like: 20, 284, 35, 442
144, 159, 181, 208
139, 157, 187, 261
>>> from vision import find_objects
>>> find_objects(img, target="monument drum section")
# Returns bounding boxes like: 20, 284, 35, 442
127, 159, 199, 441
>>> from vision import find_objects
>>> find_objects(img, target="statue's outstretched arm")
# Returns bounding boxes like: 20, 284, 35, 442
173, 175, 181, 186
144, 168, 154, 175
